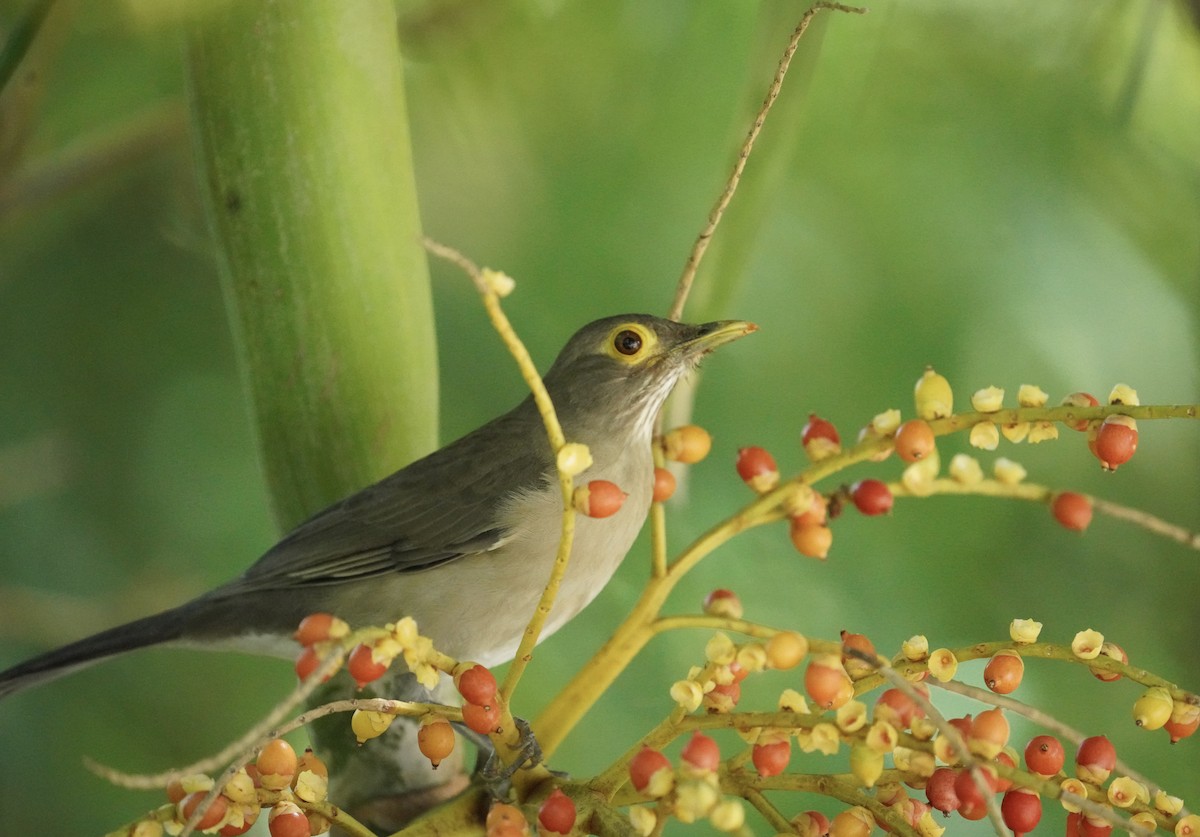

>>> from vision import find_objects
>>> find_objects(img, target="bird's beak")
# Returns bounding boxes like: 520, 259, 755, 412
682, 320, 758, 355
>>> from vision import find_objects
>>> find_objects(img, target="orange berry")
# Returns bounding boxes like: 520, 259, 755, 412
417, 718, 455, 768
805, 656, 854, 709
486, 803, 528, 836
661, 425, 711, 463
293, 612, 347, 646
294, 645, 322, 682
983, 651, 1024, 694
1024, 734, 1064, 776
256, 739, 297, 790
789, 519, 832, 559
652, 466, 676, 502
970, 708, 1010, 758
765, 630, 809, 670
573, 479, 627, 518
1052, 492, 1093, 532
296, 747, 328, 781
829, 807, 872, 837
894, 419, 935, 462
1165, 715, 1200, 744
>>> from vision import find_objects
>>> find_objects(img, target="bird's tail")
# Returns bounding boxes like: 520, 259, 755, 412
0, 606, 191, 699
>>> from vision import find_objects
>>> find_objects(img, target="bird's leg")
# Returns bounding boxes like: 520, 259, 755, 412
475, 717, 550, 789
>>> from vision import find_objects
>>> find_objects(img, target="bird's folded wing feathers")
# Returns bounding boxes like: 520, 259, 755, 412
234, 404, 552, 588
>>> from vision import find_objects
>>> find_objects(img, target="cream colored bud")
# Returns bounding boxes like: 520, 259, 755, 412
969, 421, 1000, 450
778, 688, 810, 714
1129, 812, 1159, 834
1071, 629, 1104, 660
131, 821, 165, 837
872, 408, 902, 435
556, 442, 593, 476
971, 386, 1005, 413
917, 810, 946, 837
948, 453, 983, 485
910, 717, 938, 741
1018, 384, 1049, 408
709, 799, 745, 832
902, 634, 930, 661
1155, 790, 1185, 816
781, 483, 816, 517
866, 720, 899, 754
914, 367, 954, 420
1107, 776, 1146, 809
1108, 383, 1140, 406
293, 769, 328, 803
808, 722, 840, 755
1027, 421, 1059, 444
480, 268, 516, 298
836, 700, 868, 733
628, 805, 657, 837
1010, 618, 1043, 644
736, 643, 767, 674
933, 732, 960, 766
222, 771, 256, 805
705, 632, 736, 665
850, 744, 885, 788
674, 779, 719, 823
928, 648, 958, 682
1059, 777, 1089, 812
902, 451, 940, 496
1000, 421, 1030, 443
671, 679, 704, 712
993, 457, 1027, 485
1176, 814, 1200, 837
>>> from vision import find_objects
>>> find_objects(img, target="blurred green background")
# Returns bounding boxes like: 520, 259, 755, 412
1, 1, 1198, 835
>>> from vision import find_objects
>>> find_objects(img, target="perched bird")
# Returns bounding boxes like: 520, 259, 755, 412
0, 314, 754, 698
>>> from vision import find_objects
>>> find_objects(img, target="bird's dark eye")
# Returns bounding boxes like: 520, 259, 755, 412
614, 329, 643, 356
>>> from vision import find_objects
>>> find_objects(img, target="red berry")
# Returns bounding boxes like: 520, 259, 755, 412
629, 747, 671, 793
347, 643, 388, 688
573, 479, 627, 518
1052, 492, 1093, 532
983, 651, 1024, 694
736, 446, 780, 492
1075, 735, 1116, 784
875, 687, 923, 730
680, 731, 721, 772
1001, 788, 1042, 836
294, 646, 320, 682
793, 810, 830, 837
267, 802, 309, 837
954, 766, 999, 810
850, 479, 893, 515
219, 807, 258, 837
417, 719, 455, 768
179, 792, 228, 831
752, 739, 791, 777
1061, 392, 1099, 431
1024, 735, 1065, 776
455, 664, 498, 705
652, 467, 676, 502
801, 414, 842, 461
537, 788, 577, 835
925, 767, 961, 813
1093, 417, 1137, 470
894, 419, 935, 462
704, 681, 741, 711
461, 701, 501, 735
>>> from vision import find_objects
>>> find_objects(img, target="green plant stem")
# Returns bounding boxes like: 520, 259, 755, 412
188, 0, 437, 531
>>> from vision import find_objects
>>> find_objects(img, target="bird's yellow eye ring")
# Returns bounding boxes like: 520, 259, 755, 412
603, 323, 657, 364
614, 329, 642, 356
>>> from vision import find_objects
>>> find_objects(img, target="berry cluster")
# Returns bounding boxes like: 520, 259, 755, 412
127, 738, 331, 837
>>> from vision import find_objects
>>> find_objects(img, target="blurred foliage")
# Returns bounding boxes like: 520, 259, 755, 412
0, 2, 1197, 835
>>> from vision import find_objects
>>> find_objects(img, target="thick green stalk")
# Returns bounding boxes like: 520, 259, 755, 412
188, 0, 437, 531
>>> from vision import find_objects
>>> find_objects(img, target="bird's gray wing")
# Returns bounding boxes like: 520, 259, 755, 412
237, 402, 552, 588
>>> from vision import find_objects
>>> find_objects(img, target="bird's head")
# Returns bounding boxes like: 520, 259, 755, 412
541, 314, 757, 444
